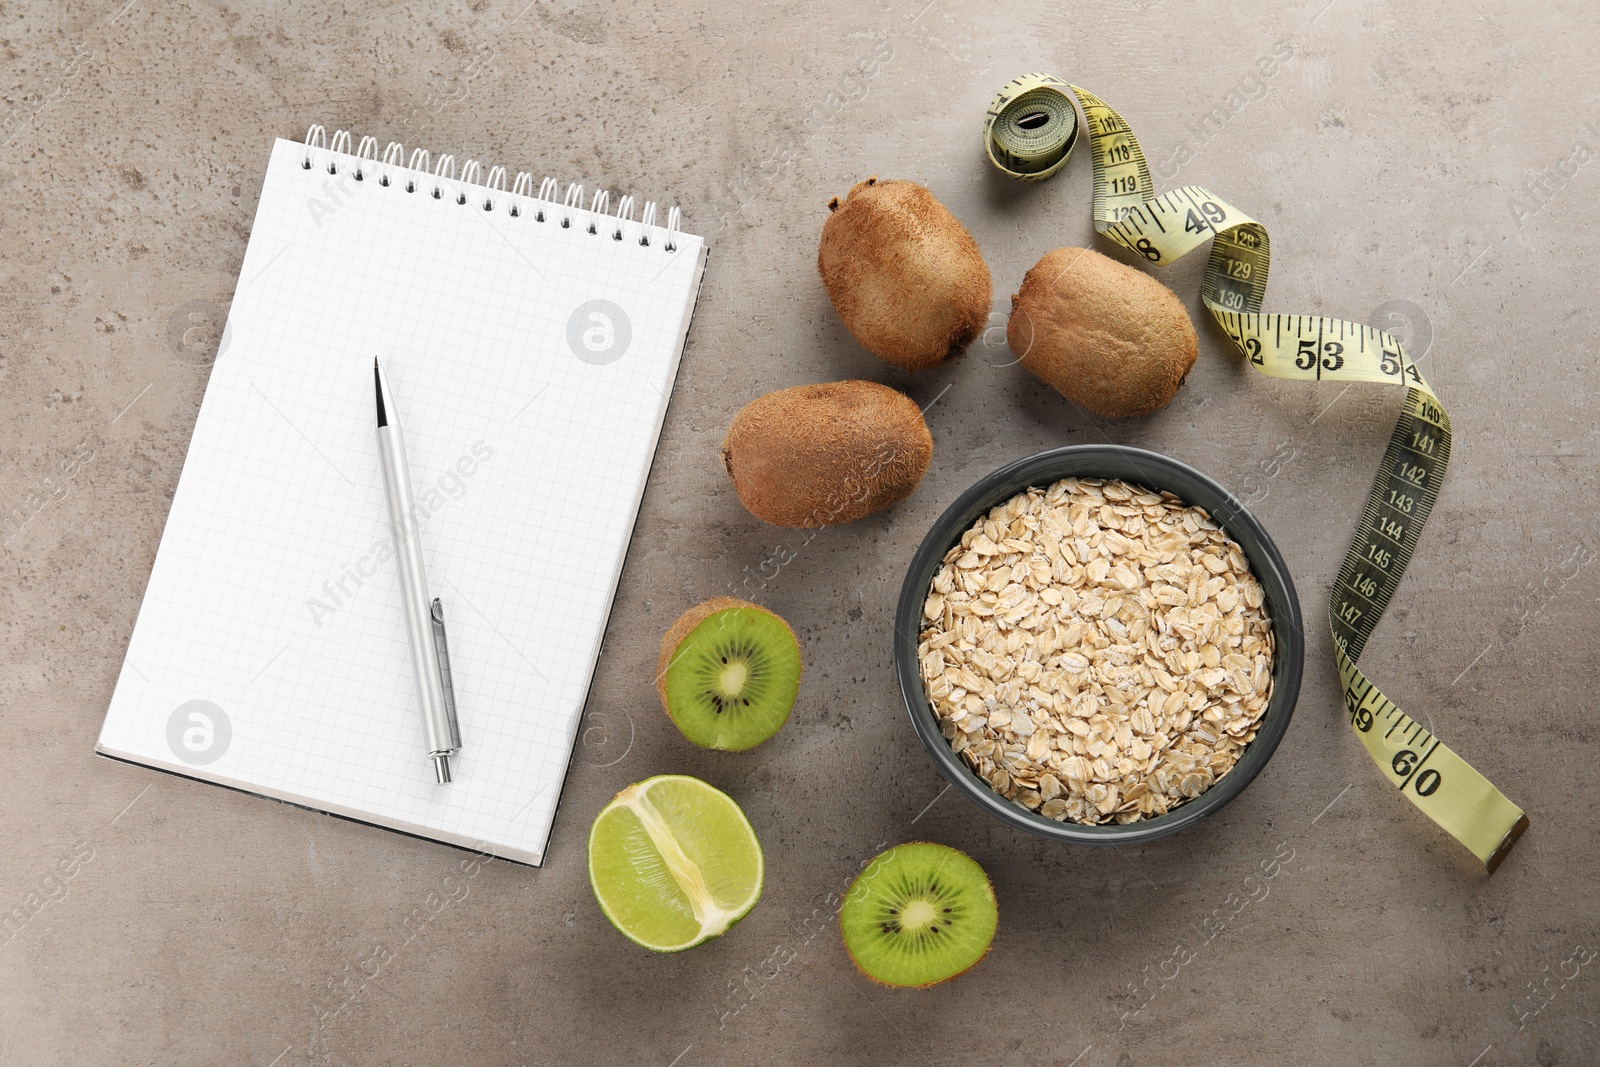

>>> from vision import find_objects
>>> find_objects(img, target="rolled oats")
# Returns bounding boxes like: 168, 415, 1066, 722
917, 477, 1274, 826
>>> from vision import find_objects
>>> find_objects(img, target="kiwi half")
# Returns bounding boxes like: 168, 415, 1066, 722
839, 841, 998, 988
656, 597, 802, 751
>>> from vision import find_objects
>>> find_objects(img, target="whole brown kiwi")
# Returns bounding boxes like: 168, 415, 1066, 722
818, 178, 992, 372
1007, 247, 1198, 418
721, 381, 933, 527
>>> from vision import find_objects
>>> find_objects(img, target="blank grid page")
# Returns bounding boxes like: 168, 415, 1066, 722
98, 138, 706, 866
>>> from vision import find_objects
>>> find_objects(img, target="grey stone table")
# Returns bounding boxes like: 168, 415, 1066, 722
2, 1, 1595, 1064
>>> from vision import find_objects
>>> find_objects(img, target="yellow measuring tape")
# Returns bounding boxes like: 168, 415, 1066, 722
984, 73, 1528, 871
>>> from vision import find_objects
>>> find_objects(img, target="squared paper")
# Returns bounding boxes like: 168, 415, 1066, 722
97, 138, 707, 866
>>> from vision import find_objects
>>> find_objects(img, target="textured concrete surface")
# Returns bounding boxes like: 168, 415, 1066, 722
3, 1, 1597, 1064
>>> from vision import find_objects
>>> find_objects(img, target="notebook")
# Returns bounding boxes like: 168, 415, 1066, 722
97, 127, 708, 866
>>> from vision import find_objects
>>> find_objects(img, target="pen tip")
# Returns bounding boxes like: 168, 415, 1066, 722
374, 362, 388, 427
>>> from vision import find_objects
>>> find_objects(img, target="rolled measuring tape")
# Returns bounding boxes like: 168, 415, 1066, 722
984, 73, 1080, 180
985, 75, 1528, 872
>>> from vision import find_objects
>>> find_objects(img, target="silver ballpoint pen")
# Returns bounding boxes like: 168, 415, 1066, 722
374, 359, 462, 784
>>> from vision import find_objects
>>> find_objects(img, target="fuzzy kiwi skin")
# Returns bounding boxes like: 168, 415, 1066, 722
1007, 246, 1198, 418
655, 597, 800, 745
819, 177, 992, 372
721, 381, 933, 528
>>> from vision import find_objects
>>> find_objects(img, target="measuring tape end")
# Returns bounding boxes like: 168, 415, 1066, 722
1483, 813, 1529, 875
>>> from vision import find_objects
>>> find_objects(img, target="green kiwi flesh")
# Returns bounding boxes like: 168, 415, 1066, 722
661, 605, 801, 751
839, 841, 998, 988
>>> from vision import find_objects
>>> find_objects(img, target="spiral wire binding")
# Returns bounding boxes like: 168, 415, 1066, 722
379, 142, 403, 186
405, 149, 431, 193
664, 205, 681, 253
613, 195, 635, 242
484, 165, 507, 211
537, 177, 559, 222
354, 136, 379, 180
327, 130, 351, 166
638, 201, 657, 246
302, 124, 326, 168
300, 125, 683, 253
458, 160, 481, 205
509, 172, 533, 216
560, 183, 583, 228
431, 154, 453, 198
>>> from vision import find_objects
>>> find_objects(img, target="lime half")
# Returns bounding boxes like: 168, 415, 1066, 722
588, 775, 764, 952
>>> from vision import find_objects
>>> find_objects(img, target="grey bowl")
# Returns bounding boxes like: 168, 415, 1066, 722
894, 445, 1304, 846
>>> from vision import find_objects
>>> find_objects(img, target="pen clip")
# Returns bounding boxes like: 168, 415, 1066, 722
430, 598, 463, 751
